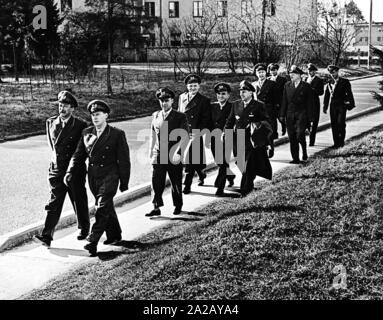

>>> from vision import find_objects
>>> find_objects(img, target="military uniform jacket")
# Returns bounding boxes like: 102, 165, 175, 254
46, 115, 87, 175
280, 81, 314, 121
210, 101, 233, 131
225, 99, 269, 151
268, 75, 287, 107
150, 109, 189, 164
323, 77, 355, 112
253, 79, 278, 117
68, 125, 131, 189
178, 92, 211, 132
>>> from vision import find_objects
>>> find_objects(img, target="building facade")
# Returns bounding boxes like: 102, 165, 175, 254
55, 0, 318, 62
348, 22, 383, 65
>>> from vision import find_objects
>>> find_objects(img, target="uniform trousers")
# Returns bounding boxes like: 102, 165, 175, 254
43, 167, 89, 240
330, 106, 347, 146
286, 111, 308, 161
88, 173, 121, 243
152, 163, 183, 209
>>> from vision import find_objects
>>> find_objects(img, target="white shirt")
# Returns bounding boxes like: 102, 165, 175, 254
60, 116, 71, 128
96, 124, 107, 137
161, 108, 172, 120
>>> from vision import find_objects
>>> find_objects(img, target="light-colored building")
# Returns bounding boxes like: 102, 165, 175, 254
55, 0, 318, 61
347, 22, 383, 64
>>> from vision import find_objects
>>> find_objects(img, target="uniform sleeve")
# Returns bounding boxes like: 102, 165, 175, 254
306, 85, 315, 122
67, 131, 88, 174
46, 119, 53, 150
200, 97, 211, 130
224, 104, 235, 129
317, 78, 324, 96
117, 130, 131, 191
280, 84, 288, 118
323, 84, 330, 112
345, 79, 355, 108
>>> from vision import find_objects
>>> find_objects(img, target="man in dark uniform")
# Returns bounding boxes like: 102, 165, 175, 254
65, 100, 131, 256
145, 88, 189, 217
225, 80, 272, 197
323, 65, 355, 148
280, 65, 314, 164
178, 74, 211, 194
268, 63, 287, 136
305, 63, 324, 146
252, 63, 278, 158
210, 82, 236, 196
35, 91, 89, 247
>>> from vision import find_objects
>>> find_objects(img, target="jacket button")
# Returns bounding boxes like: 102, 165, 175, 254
100, 164, 104, 167
102, 156, 105, 159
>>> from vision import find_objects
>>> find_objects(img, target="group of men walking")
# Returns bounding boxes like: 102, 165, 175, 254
34, 62, 355, 256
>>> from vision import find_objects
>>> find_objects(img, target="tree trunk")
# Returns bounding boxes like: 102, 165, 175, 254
12, 43, 19, 82
106, 1, 113, 95
259, 0, 267, 62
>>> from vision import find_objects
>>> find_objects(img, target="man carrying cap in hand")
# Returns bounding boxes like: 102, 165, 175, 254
146, 88, 190, 217
225, 80, 272, 197
178, 74, 211, 194
35, 90, 90, 248
210, 82, 236, 196
65, 100, 131, 256
280, 65, 314, 164
323, 65, 355, 148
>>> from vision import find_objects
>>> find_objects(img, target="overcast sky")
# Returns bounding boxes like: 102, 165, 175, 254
353, 0, 383, 22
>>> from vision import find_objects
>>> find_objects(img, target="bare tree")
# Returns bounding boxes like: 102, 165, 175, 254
160, 6, 220, 76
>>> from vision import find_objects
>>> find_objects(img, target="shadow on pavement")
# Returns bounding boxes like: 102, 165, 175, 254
148, 215, 201, 222
49, 247, 90, 258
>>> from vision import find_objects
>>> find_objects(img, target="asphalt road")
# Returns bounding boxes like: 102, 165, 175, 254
0, 75, 381, 236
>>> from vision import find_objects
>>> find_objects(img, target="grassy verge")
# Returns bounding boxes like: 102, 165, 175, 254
24, 125, 383, 300
0, 66, 377, 140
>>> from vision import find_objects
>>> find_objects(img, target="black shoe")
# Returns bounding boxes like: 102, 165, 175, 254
302, 154, 308, 161
215, 188, 224, 196
84, 243, 97, 256
173, 207, 182, 215
183, 186, 191, 194
309, 142, 315, 146
145, 208, 161, 217
227, 177, 235, 187
77, 232, 89, 241
103, 236, 122, 245
289, 160, 301, 164
34, 235, 51, 247
197, 173, 207, 186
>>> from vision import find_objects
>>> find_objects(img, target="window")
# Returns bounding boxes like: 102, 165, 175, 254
169, 1, 179, 18
378, 37, 382, 42
218, 1, 227, 17
359, 37, 363, 42
266, 0, 276, 16
241, 0, 250, 16
61, 0, 72, 11
143, 33, 156, 46
123, 39, 130, 48
193, 1, 203, 17
145, 2, 155, 17
170, 32, 181, 46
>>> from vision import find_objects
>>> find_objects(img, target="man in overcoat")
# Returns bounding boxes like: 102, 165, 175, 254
305, 63, 324, 146
279, 65, 314, 164
65, 100, 131, 256
146, 88, 189, 217
225, 80, 272, 197
252, 63, 278, 158
323, 65, 355, 148
178, 74, 211, 194
35, 91, 89, 247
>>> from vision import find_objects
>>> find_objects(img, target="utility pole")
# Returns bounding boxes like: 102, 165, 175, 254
367, 0, 373, 69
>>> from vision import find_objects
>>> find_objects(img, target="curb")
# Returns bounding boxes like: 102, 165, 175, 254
0, 113, 153, 144
1, 104, 382, 253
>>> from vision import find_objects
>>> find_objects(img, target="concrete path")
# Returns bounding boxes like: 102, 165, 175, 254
1, 110, 382, 300
0, 75, 381, 236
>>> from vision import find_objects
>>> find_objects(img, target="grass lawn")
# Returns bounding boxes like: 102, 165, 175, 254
24, 124, 383, 300
0, 66, 378, 141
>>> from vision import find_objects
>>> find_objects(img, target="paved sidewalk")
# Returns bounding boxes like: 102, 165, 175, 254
1, 110, 383, 300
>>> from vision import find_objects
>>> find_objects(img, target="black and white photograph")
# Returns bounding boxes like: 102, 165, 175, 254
0, 0, 383, 309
